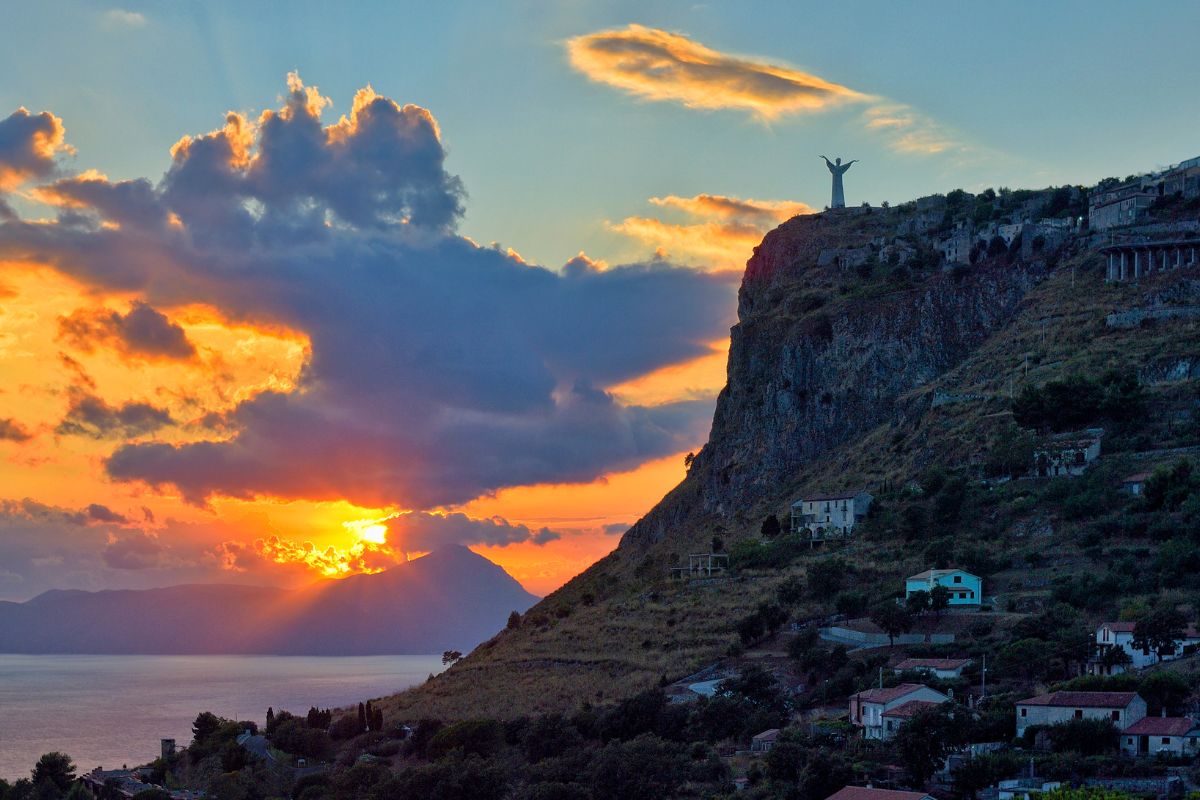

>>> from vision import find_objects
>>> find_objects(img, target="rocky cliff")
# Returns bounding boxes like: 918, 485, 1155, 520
624, 209, 1040, 545
381, 195, 1199, 721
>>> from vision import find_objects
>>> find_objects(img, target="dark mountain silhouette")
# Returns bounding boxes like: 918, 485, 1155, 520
0, 546, 538, 655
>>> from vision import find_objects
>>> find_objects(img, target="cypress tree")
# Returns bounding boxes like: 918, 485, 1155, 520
266, 707, 275, 734
365, 701, 374, 731
357, 702, 367, 734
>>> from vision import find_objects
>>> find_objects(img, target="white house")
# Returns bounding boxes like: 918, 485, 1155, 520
1032, 432, 1101, 477
1120, 717, 1200, 756
881, 699, 943, 739
1090, 621, 1200, 673
791, 491, 873, 538
905, 569, 982, 607
848, 683, 949, 740
1015, 691, 1146, 738
893, 658, 972, 680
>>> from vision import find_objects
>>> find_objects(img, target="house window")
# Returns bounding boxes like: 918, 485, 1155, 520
1111, 711, 1120, 721
1020, 708, 1027, 718
1127, 738, 1134, 745
953, 575, 962, 583
1162, 737, 1171, 745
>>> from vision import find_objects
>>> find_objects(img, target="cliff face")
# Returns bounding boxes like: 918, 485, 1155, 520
624, 210, 1040, 544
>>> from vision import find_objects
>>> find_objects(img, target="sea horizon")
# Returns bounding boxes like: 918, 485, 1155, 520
0, 653, 445, 781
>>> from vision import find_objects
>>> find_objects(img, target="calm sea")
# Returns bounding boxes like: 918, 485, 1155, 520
0, 654, 444, 781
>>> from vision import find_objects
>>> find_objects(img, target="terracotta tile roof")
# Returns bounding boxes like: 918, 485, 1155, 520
1122, 472, 1152, 483
825, 787, 932, 800
1017, 691, 1140, 708
895, 658, 971, 671
851, 683, 932, 704
751, 728, 781, 741
1124, 717, 1196, 737
882, 700, 941, 719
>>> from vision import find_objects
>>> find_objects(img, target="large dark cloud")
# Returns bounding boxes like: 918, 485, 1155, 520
0, 74, 736, 510
58, 301, 197, 361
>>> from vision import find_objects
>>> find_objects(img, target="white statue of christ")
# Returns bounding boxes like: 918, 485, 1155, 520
820, 155, 857, 209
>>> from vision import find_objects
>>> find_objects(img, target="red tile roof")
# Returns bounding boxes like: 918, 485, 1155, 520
826, 788, 932, 800
1017, 691, 1140, 708
1100, 621, 1137, 633
851, 683, 933, 704
1124, 717, 1196, 737
895, 658, 972, 671
1122, 472, 1152, 483
882, 700, 941, 719
751, 728, 781, 741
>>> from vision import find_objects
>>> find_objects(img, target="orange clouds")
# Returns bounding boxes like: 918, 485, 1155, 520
566, 25, 967, 155
566, 25, 866, 120
217, 533, 398, 578
610, 193, 812, 268
863, 104, 959, 155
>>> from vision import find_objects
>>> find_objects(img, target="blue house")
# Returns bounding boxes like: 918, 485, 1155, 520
905, 568, 981, 607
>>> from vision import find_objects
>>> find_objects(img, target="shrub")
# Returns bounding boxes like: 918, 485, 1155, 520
427, 720, 505, 760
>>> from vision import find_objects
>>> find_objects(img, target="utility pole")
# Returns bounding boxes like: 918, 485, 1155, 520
981, 654, 987, 699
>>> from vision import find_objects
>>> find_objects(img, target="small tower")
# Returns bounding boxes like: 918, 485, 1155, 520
161, 739, 176, 760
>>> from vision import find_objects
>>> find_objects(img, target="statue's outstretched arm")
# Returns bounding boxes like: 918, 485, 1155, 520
846, 160, 859, 167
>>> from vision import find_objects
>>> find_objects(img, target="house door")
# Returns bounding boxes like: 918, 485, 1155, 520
1140, 735, 1149, 755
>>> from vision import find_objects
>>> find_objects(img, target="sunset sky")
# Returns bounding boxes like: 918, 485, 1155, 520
1, 1, 1197, 599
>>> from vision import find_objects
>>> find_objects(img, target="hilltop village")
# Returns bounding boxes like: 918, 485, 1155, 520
5, 157, 1200, 800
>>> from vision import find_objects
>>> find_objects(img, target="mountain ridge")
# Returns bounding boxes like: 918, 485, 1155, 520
0, 545, 538, 655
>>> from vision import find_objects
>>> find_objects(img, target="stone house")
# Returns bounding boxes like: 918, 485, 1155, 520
939, 224, 974, 265
791, 491, 873, 538
1120, 716, 1200, 756
893, 657, 972, 680
1031, 431, 1101, 477
750, 728, 780, 752
905, 568, 982, 607
1161, 156, 1200, 199
1089, 179, 1159, 230
848, 683, 949, 740
1014, 691, 1146, 738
